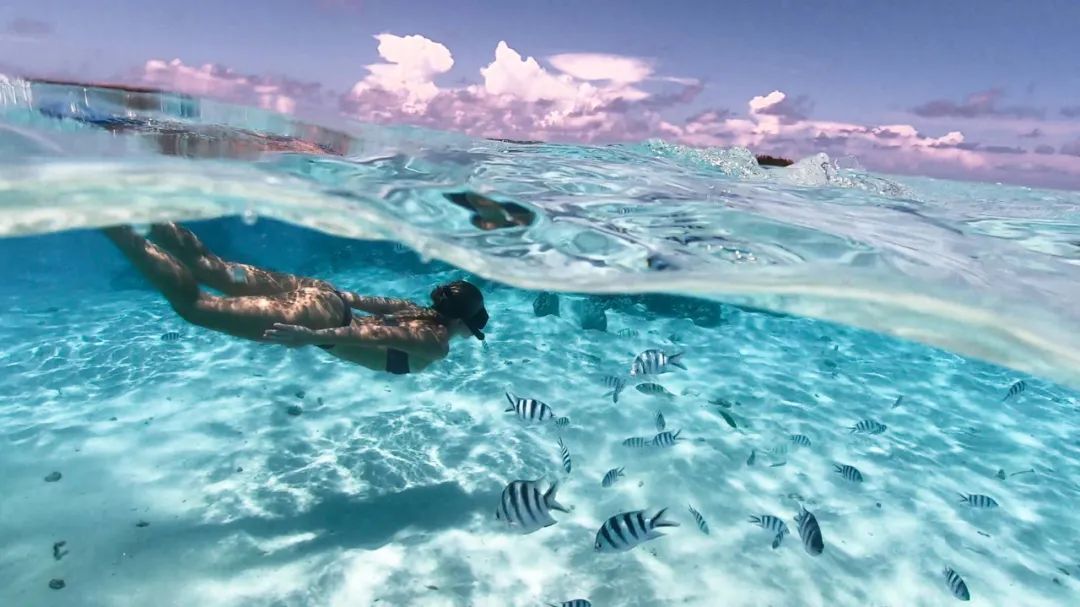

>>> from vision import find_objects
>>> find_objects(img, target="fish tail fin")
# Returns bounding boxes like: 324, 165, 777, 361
651, 507, 680, 528
748, 515, 760, 524
618, 467, 625, 476
544, 481, 570, 513
771, 533, 782, 549
833, 464, 843, 473
669, 352, 687, 369
673, 429, 682, 440
505, 392, 515, 407
958, 493, 969, 504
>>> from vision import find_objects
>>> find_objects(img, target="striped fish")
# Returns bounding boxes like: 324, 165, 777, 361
652, 429, 682, 447
655, 410, 666, 431
630, 349, 686, 376
617, 328, 639, 338
601, 467, 625, 487
622, 436, 652, 448
688, 504, 710, 535
959, 493, 998, 509
601, 375, 627, 404
1003, 380, 1026, 401
558, 438, 572, 474
790, 434, 812, 448
594, 508, 680, 553
636, 383, 674, 397
505, 392, 555, 423
748, 514, 789, 549
943, 567, 971, 601
849, 419, 887, 434
834, 463, 864, 483
555, 416, 571, 428
794, 505, 825, 556
494, 480, 569, 535
547, 600, 591, 607
160, 331, 182, 342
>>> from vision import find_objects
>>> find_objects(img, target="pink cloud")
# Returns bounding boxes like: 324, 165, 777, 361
140, 59, 327, 114
132, 34, 1080, 189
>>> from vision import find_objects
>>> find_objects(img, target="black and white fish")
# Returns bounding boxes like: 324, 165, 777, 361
160, 331, 182, 342
746, 449, 756, 466
688, 504, 710, 535
494, 480, 569, 534
630, 349, 686, 376
601, 375, 628, 403
790, 434, 812, 448
655, 410, 666, 431
622, 436, 652, 448
959, 493, 998, 509
943, 567, 971, 601
617, 328, 639, 338
636, 383, 674, 397
555, 416, 571, 428
505, 392, 555, 423
602, 467, 625, 487
651, 429, 682, 447
558, 438, 572, 474
834, 463, 864, 483
794, 505, 824, 555
849, 419, 887, 435
748, 514, 789, 549
547, 600, 592, 607
1002, 380, 1026, 401
594, 508, 680, 553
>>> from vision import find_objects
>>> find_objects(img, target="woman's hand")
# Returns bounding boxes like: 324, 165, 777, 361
263, 323, 318, 346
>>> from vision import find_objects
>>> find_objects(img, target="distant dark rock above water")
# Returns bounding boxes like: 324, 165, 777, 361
755, 154, 795, 167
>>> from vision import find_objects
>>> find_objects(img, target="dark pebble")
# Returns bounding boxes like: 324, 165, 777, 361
875, 502, 882, 508
295, 390, 306, 399
109, 417, 118, 422
135, 520, 150, 528
44, 472, 62, 483
49, 579, 65, 590
236, 467, 243, 473
286, 405, 303, 416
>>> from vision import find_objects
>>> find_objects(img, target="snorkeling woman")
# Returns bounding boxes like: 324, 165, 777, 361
103, 222, 488, 374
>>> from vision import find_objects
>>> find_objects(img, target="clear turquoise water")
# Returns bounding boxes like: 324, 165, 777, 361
1, 78, 1079, 606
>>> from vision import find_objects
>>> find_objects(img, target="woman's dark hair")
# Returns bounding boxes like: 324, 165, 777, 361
430, 280, 489, 340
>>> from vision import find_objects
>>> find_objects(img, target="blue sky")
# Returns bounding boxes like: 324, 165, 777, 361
3, 0, 1080, 187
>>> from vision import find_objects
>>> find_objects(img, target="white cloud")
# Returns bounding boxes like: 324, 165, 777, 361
350, 33, 454, 113
546, 53, 653, 83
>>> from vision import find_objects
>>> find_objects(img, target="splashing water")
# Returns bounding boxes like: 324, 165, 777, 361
1, 78, 1079, 606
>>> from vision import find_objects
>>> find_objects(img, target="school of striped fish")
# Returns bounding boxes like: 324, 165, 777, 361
488, 343, 1029, 604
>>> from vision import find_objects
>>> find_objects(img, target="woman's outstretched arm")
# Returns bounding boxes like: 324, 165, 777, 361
339, 292, 420, 314
263, 322, 448, 357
